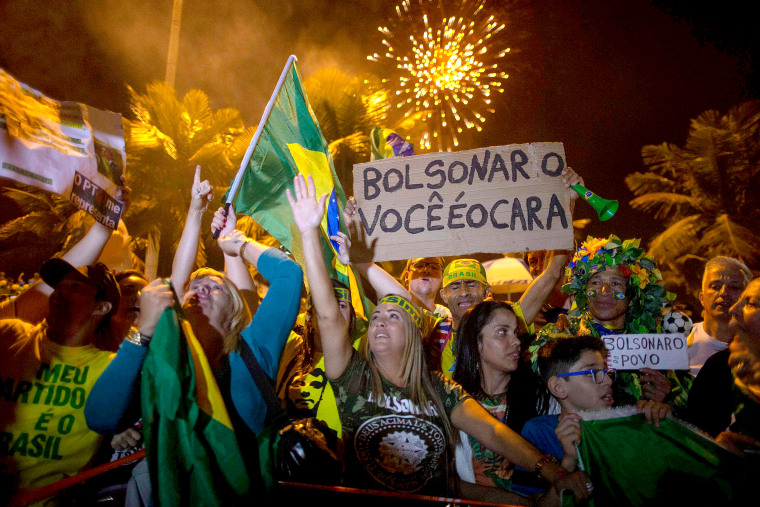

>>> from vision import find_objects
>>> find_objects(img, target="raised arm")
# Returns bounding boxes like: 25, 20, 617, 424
85, 279, 174, 432
3, 181, 132, 323
331, 197, 412, 300
171, 166, 213, 300
331, 235, 412, 301
517, 167, 582, 324
518, 249, 570, 325
210, 208, 259, 314
287, 174, 352, 378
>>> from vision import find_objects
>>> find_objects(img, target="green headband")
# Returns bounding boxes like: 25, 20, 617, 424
378, 295, 423, 329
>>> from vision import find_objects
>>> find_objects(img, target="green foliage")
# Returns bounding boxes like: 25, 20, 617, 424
625, 101, 760, 305
303, 69, 425, 198
0, 184, 92, 274
124, 81, 253, 277
562, 235, 671, 335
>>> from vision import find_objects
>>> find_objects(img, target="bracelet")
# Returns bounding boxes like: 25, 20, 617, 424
534, 454, 562, 479
125, 327, 151, 347
239, 239, 251, 259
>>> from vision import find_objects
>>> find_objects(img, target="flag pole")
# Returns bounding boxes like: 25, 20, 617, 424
214, 54, 298, 238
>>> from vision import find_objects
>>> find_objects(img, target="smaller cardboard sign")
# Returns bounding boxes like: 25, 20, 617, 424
0, 68, 125, 229
603, 334, 689, 371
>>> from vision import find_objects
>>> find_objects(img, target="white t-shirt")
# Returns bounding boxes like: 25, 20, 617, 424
687, 322, 729, 376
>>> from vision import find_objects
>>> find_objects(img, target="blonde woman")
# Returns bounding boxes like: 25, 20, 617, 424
287, 174, 591, 504
86, 167, 303, 498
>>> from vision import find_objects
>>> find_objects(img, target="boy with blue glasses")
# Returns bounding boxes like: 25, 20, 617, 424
521, 335, 670, 472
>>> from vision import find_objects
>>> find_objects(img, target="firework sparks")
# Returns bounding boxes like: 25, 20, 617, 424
369, 0, 511, 150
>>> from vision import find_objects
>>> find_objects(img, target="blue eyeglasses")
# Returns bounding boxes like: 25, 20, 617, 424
557, 368, 617, 384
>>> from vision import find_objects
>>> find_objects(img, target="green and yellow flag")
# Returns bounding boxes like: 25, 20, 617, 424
579, 413, 747, 506
224, 55, 370, 327
141, 307, 251, 505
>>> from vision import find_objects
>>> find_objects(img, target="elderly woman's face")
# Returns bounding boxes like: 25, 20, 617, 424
730, 279, 760, 351
183, 275, 233, 331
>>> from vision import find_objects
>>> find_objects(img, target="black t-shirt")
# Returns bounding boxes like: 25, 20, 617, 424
688, 349, 760, 440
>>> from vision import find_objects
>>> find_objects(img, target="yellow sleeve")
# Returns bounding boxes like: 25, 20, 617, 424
511, 301, 533, 334
441, 331, 456, 378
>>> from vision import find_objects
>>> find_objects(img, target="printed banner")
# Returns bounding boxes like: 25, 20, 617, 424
0, 68, 125, 229
351, 142, 574, 262
603, 333, 689, 370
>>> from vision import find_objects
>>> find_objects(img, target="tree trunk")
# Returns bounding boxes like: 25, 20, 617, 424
145, 227, 161, 280
165, 0, 183, 88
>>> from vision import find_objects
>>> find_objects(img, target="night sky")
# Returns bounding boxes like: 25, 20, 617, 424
1, 0, 755, 248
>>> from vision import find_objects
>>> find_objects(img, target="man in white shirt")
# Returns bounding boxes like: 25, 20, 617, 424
688, 256, 751, 376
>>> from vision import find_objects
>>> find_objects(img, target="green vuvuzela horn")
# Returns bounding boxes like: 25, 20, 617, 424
571, 184, 618, 221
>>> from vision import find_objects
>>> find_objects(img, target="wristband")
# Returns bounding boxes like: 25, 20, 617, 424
239, 239, 251, 259
534, 454, 563, 479
125, 327, 151, 347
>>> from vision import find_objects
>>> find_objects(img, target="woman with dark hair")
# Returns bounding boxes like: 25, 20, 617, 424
287, 174, 592, 504
453, 300, 549, 496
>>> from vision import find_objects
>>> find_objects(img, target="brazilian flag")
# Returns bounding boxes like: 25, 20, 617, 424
141, 307, 251, 505
225, 56, 370, 328
370, 126, 416, 160
578, 413, 749, 506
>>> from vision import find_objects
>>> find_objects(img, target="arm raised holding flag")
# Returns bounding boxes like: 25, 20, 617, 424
288, 173, 592, 501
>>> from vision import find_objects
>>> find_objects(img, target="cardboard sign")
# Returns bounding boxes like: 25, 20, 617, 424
351, 143, 573, 262
603, 334, 689, 371
0, 68, 125, 229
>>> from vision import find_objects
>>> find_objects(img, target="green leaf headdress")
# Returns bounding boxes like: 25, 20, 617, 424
562, 235, 674, 334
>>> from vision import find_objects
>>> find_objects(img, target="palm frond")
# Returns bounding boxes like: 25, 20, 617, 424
628, 192, 703, 220
624, 172, 676, 196
236, 215, 280, 248
640, 143, 684, 179
227, 127, 256, 163
647, 215, 704, 266
328, 132, 370, 159
181, 89, 213, 135
700, 214, 760, 266
0, 212, 66, 240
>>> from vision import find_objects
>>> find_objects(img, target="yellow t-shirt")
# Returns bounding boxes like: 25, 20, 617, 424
441, 326, 458, 379
276, 328, 363, 438
0, 320, 114, 496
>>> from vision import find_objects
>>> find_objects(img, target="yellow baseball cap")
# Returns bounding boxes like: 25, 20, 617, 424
442, 259, 488, 288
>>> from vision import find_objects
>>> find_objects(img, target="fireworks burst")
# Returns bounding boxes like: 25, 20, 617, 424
368, 0, 511, 150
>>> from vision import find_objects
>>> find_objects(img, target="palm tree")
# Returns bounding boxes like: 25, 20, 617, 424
124, 81, 252, 278
625, 100, 760, 304
0, 185, 90, 276
303, 69, 427, 198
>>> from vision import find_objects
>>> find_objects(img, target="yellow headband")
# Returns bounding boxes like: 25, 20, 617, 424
378, 295, 423, 330
334, 287, 350, 303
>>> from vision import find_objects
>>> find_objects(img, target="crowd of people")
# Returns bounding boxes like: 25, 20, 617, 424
1, 165, 758, 506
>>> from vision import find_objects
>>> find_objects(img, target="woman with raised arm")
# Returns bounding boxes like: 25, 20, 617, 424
85, 167, 302, 494
287, 174, 592, 505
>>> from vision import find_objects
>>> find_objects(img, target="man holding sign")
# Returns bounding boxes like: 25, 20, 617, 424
434, 166, 584, 377
532, 236, 688, 406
